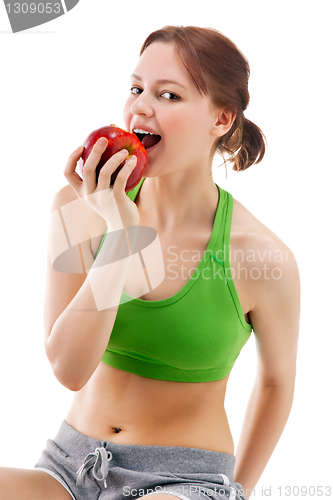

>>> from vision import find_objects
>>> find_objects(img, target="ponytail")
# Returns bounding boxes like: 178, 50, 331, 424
216, 116, 266, 172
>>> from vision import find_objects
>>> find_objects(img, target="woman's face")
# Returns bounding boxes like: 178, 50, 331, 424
123, 41, 222, 179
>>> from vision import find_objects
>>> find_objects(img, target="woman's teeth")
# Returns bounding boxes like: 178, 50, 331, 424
133, 128, 155, 135
133, 129, 162, 149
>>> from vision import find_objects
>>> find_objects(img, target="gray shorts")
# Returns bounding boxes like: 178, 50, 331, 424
34, 420, 246, 500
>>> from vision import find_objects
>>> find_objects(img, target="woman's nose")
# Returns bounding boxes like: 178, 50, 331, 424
130, 92, 154, 117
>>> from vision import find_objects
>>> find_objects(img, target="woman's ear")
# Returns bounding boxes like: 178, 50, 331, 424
211, 109, 236, 138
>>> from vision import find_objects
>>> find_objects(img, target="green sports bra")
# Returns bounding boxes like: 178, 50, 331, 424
94, 178, 252, 383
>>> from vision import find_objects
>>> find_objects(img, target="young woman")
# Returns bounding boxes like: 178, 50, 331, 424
0, 26, 300, 500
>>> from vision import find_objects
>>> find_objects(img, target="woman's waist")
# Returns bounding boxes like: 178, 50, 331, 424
66, 363, 234, 453
66, 394, 234, 453
65, 411, 235, 454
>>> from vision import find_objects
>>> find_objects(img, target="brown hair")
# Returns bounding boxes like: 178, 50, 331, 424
140, 25, 266, 171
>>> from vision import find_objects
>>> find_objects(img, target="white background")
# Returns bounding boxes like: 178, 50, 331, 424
0, 1, 332, 499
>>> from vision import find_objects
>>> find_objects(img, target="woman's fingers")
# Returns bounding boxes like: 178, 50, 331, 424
82, 138, 109, 194
63, 139, 126, 197
96, 149, 129, 191
112, 155, 137, 195
63, 146, 85, 194
112, 156, 140, 227
62, 141, 140, 227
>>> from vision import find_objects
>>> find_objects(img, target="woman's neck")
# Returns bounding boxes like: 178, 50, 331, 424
136, 172, 219, 232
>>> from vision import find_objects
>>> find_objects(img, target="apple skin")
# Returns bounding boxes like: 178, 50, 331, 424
78, 125, 148, 192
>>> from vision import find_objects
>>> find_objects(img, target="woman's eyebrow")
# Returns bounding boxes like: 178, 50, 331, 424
130, 73, 187, 90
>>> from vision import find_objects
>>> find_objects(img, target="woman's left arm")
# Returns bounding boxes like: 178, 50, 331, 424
233, 239, 301, 498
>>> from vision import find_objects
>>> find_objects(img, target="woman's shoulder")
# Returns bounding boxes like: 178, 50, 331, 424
50, 184, 80, 211
230, 197, 300, 318
230, 197, 296, 268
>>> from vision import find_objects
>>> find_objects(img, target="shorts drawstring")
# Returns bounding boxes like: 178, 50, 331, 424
76, 447, 241, 499
220, 474, 239, 500
76, 447, 112, 489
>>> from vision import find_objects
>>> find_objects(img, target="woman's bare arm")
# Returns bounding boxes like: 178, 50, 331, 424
44, 144, 142, 391
233, 235, 300, 498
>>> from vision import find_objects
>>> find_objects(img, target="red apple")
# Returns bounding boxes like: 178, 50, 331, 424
78, 125, 148, 192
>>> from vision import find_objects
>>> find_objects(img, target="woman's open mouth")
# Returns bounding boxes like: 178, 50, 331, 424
133, 129, 162, 151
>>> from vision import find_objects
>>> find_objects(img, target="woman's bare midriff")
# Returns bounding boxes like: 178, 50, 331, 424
66, 363, 234, 454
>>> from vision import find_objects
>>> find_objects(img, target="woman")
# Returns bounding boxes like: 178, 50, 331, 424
0, 26, 300, 500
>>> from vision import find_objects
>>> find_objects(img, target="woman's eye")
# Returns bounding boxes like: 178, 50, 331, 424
130, 86, 142, 95
161, 91, 179, 100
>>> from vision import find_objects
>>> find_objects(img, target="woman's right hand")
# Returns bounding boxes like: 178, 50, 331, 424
63, 137, 141, 229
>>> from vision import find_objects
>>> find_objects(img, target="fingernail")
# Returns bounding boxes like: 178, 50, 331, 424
76, 145, 83, 152
98, 137, 107, 145
120, 149, 129, 155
